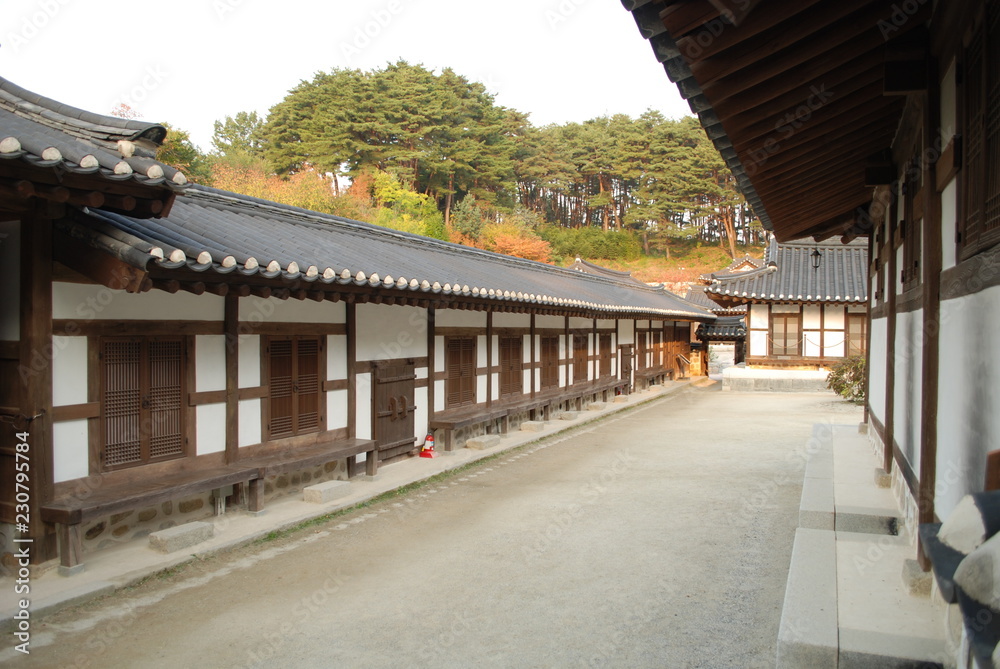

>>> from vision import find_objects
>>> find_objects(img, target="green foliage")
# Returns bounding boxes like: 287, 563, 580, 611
539, 227, 642, 262
211, 111, 265, 167
370, 170, 447, 240
827, 356, 866, 403
450, 194, 489, 240
157, 123, 211, 183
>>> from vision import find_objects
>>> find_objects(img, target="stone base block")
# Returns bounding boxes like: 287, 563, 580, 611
149, 521, 214, 554
304, 480, 351, 504
901, 558, 932, 597
520, 421, 546, 432
649, 384, 663, 391
874, 468, 892, 488
613, 396, 629, 404
559, 411, 579, 421
466, 435, 501, 450
588, 402, 607, 411
59, 563, 86, 577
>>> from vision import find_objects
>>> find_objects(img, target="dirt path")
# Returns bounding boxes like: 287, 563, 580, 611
4, 389, 862, 668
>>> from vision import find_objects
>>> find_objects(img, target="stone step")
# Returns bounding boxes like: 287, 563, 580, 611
304, 480, 351, 504
587, 402, 607, 411
520, 421, 546, 432
559, 411, 579, 421
466, 435, 501, 450
149, 521, 214, 554
777, 528, 838, 668
613, 396, 629, 404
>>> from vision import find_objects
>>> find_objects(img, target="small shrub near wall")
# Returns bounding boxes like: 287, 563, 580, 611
827, 355, 866, 403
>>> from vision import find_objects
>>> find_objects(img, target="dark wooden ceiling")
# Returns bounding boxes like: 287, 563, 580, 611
625, 0, 929, 241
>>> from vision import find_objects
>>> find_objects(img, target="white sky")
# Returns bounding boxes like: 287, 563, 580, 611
1, 0, 690, 151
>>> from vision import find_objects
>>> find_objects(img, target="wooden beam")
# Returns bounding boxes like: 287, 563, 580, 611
659, 2, 722, 38
676, 0, 824, 62
20, 203, 56, 561
53, 234, 148, 293
346, 302, 357, 440
225, 294, 239, 465
706, 0, 762, 27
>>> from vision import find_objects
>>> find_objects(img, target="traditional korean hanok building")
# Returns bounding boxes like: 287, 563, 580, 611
685, 253, 763, 372
0, 78, 714, 573
704, 236, 868, 369
620, 0, 1000, 663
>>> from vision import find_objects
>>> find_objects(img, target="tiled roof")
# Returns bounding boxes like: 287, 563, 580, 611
0, 77, 188, 190
705, 237, 868, 304
68, 185, 717, 320
683, 285, 747, 315
697, 254, 764, 282
568, 258, 646, 286
696, 316, 746, 341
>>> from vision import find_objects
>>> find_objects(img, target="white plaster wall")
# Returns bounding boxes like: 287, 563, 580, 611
749, 331, 768, 357
52, 336, 87, 406
493, 313, 529, 327
936, 286, 1000, 519
750, 304, 769, 329
490, 335, 499, 366
357, 304, 427, 361
327, 389, 349, 431
896, 247, 905, 295
239, 295, 345, 324
196, 335, 227, 392
569, 317, 592, 331
328, 335, 347, 380
0, 221, 19, 340
536, 315, 564, 329
414, 387, 428, 438
477, 375, 487, 402
893, 309, 923, 479
435, 336, 445, 372
868, 317, 887, 426
847, 305, 866, 314
434, 380, 445, 412
803, 306, 822, 329
436, 310, 485, 328
824, 331, 846, 358
238, 335, 260, 387
238, 399, 261, 447
803, 332, 822, 358
53, 420, 89, 483
356, 372, 372, 440
617, 320, 634, 345
825, 306, 845, 329
941, 178, 958, 271
476, 336, 487, 367
53, 283, 223, 321
196, 404, 226, 455
597, 319, 615, 329
491, 375, 499, 400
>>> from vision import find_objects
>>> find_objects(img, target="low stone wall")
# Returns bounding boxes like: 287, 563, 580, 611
722, 367, 830, 392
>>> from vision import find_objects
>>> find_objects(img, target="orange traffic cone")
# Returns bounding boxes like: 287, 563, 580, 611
419, 432, 439, 458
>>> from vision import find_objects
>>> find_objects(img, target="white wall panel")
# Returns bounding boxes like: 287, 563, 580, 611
238, 399, 261, 447
52, 336, 88, 406
53, 420, 89, 482
356, 304, 426, 361
239, 296, 345, 324
53, 283, 223, 321
238, 335, 260, 387
196, 335, 227, 392
196, 404, 226, 455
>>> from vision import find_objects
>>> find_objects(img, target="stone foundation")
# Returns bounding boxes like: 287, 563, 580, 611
76, 458, 350, 557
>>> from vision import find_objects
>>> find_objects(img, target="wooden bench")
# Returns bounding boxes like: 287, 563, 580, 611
41, 464, 259, 572
41, 436, 377, 572
429, 406, 509, 452
241, 437, 376, 513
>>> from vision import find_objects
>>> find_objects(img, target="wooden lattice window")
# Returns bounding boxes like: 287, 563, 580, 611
266, 336, 323, 440
445, 337, 476, 408
901, 155, 923, 290
499, 336, 523, 398
960, 3, 1000, 260
847, 313, 867, 357
770, 313, 801, 357
573, 334, 589, 384
540, 336, 560, 390
101, 337, 186, 471
599, 334, 613, 377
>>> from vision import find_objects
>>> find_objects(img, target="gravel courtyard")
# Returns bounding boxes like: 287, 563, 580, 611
5, 387, 863, 668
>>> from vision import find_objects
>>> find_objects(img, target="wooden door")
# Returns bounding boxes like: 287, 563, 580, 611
619, 344, 633, 394
372, 360, 417, 464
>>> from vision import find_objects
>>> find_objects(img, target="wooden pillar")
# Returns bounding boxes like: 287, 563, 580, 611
884, 195, 899, 476
918, 64, 943, 567
427, 307, 435, 417
529, 313, 536, 399
346, 302, 357, 439
19, 203, 56, 562
564, 316, 570, 388
224, 293, 239, 464
486, 311, 493, 407
864, 234, 875, 424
